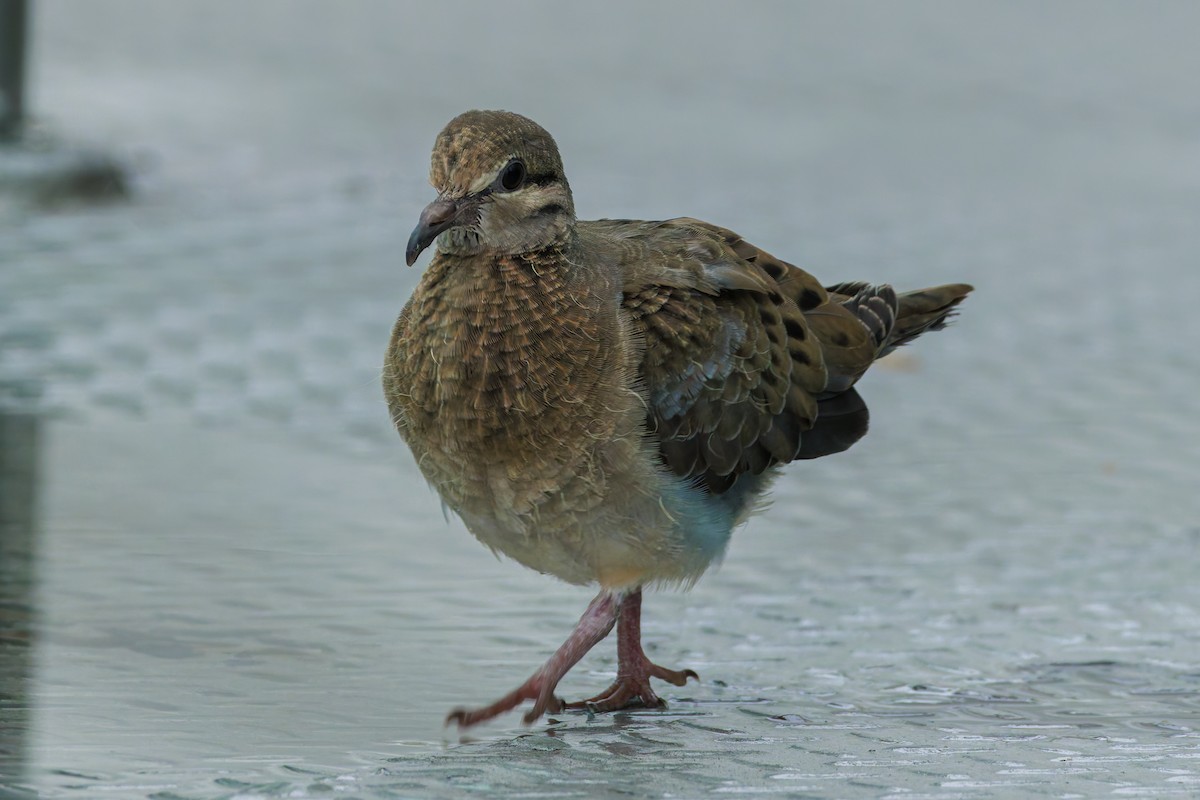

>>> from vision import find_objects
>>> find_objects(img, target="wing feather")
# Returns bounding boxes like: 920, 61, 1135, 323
583, 218, 855, 492
581, 217, 969, 494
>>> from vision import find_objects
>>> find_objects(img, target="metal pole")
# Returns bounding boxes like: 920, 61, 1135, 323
0, 0, 29, 141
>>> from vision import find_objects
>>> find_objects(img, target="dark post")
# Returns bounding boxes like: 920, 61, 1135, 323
0, 0, 29, 140
0, 393, 41, 794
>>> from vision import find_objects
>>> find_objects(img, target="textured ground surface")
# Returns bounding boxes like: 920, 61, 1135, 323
2, 2, 1200, 798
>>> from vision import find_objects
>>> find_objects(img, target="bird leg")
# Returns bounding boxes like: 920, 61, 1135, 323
565, 587, 698, 713
446, 590, 618, 728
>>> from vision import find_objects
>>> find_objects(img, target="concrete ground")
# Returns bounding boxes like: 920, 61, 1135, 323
2, 2, 1199, 798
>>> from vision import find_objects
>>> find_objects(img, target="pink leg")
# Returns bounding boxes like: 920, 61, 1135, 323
565, 587, 697, 712
446, 591, 618, 728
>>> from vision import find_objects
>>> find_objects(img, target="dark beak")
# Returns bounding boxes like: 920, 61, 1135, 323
405, 197, 459, 266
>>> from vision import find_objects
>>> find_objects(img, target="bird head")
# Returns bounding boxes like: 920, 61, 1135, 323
405, 110, 577, 266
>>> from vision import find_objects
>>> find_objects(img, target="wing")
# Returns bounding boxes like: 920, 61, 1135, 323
582, 217, 879, 494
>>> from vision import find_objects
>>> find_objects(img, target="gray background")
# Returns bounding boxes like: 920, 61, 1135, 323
2, 1, 1199, 798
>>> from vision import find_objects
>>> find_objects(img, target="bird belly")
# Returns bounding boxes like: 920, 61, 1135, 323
452, 438, 739, 589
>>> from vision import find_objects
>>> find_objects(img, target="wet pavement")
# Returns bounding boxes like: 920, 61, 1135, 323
3, 2, 1200, 798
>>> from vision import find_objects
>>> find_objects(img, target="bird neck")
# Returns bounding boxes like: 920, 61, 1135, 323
438, 205, 575, 259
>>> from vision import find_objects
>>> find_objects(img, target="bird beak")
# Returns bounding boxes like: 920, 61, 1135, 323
405, 197, 460, 266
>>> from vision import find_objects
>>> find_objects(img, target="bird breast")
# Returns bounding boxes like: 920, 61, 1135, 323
386, 251, 641, 520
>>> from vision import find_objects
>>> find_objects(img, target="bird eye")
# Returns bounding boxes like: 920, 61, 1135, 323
499, 160, 526, 192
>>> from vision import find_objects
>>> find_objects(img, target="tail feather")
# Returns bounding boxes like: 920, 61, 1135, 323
881, 283, 973, 357
834, 283, 898, 351
819, 280, 972, 392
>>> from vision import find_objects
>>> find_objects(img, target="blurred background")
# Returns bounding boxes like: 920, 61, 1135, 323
2, 2, 1199, 798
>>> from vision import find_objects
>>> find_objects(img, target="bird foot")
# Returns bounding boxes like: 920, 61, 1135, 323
445, 591, 620, 729
566, 661, 698, 713
446, 676, 566, 728
442, 589, 696, 727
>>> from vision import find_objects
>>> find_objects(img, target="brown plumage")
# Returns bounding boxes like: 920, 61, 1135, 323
384, 110, 972, 727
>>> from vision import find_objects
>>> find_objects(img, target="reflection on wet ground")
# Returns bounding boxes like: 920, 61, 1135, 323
3, 1, 1200, 797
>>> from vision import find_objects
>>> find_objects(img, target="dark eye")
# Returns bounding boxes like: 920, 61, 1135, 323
499, 160, 526, 192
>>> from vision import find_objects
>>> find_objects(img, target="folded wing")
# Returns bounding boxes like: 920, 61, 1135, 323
585, 217, 912, 493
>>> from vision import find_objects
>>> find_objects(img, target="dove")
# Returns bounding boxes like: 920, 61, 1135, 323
384, 110, 972, 727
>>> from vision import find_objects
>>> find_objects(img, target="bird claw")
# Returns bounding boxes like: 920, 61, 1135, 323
445, 683, 563, 728
656, 666, 700, 687
565, 664, 698, 713
445, 707, 472, 728
521, 693, 565, 725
